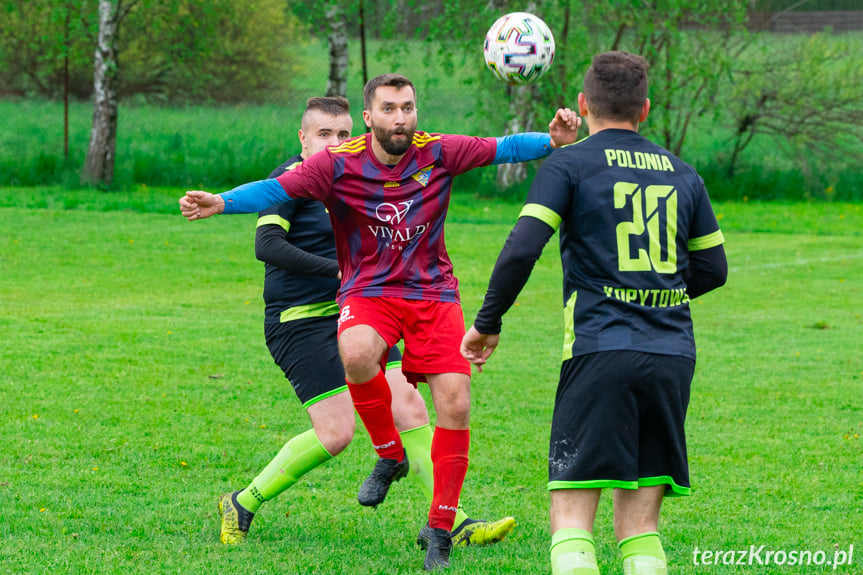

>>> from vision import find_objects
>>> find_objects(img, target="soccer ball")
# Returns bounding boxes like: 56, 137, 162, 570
483, 12, 555, 85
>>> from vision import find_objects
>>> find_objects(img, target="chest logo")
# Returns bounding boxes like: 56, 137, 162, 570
375, 200, 413, 225
411, 166, 432, 187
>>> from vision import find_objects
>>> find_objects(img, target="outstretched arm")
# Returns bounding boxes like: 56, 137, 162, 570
547, 107, 581, 148
180, 190, 228, 220
179, 179, 288, 221
491, 108, 581, 165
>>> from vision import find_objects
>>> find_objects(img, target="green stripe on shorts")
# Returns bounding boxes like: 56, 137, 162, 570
548, 476, 691, 497
548, 479, 638, 491
638, 475, 691, 497
302, 384, 348, 410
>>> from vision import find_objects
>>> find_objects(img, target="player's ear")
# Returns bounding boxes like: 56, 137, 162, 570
639, 98, 650, 123
577, 92, 589, 117
362, 110, 372, 128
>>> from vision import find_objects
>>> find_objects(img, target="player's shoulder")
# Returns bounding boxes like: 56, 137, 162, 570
268, 154, 304, 179
615, 132, 700, 176
413, 131, 443, 149
328, 134, 368, 156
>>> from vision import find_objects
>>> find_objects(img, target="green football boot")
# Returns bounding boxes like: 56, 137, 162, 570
451, 516, 517, 547
218, 492, 255, 545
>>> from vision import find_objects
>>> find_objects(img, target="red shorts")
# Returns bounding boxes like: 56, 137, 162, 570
337, 296, 470, 385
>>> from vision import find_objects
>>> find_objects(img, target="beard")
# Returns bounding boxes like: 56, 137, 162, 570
371, 122, 415, 157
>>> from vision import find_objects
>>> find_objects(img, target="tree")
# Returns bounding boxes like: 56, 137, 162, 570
417, 0, 750, 188
82, 0, 134, 186
0, 0, 95, 98
326, 0, 348, 97
120, 0, 303, 104
724, 32, 863, 188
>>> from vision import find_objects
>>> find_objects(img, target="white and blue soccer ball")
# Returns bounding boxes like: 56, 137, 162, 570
483, 12, 555, 85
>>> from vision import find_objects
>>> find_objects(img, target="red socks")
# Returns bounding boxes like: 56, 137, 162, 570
428, 427, 470, 531
346, 371, 404, 461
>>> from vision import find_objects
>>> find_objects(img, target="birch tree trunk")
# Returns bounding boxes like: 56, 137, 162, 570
495, 0, 537, 189
82, 0, 121, 186
496, 83, 536, 188
325, 1, 348, 98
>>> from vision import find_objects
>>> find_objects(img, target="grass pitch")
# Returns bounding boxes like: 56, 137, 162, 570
0, 190, 860, 573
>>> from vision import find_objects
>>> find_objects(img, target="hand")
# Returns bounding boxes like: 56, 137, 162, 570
179, 191, 225, 221
460, 325, 500, 374
548, 107, 581, 149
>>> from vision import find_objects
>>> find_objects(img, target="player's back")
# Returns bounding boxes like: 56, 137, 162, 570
541, 129, 722, 360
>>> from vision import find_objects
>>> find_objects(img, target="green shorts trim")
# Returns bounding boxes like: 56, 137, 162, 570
302, 384, 348, 410
548, 475, 691, 497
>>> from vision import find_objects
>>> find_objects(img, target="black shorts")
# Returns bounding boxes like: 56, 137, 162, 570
265, 316, 402, 408
548, 350, 695, 496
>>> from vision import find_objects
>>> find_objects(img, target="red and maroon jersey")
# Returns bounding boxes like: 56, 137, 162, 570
274, 131, 497, 305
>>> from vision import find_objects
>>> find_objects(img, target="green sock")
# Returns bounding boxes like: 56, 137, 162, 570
551, 528, 599, 575
619, 532, 667, 575
400, 424, 469, 528
236, 429, 332, 513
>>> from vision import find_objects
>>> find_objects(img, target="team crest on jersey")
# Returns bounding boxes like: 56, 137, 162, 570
411, 166, 432, 187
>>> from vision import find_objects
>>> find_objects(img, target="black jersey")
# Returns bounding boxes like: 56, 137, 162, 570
258, 156, 340, 324
522, 129, 723, 360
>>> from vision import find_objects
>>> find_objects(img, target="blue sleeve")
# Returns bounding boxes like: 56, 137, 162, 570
220, 179, 290, 214
492, 133, 554, 165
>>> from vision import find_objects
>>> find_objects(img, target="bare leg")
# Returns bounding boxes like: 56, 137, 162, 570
549, 489, 601, 575
614, 486, 667, 575
550, 488, 601, 533
306, 392, 355, 455
612, 486, 664, 541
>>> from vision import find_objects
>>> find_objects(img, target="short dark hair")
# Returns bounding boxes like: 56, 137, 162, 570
362, 73, 416, 109
583, 51, 649, 124
302, 96, 350, 129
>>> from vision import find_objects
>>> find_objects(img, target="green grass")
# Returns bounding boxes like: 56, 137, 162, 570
1, 190, 861, 573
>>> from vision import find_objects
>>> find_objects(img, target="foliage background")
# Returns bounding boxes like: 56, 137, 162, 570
0, 0, 861, 200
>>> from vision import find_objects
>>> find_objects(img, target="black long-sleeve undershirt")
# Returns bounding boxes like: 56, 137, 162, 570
255, 223, 340, 278
684, 243, 728, 299
473, 217, 728, 335
474, 216, 555, 335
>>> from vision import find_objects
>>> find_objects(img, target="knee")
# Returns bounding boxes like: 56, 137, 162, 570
314, 418, 355, 456
434, 390, 471, 429
339, 340, 382, 382
392, 390, 430, 431
447, 387, 472, 416
339, 345, 371, 374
